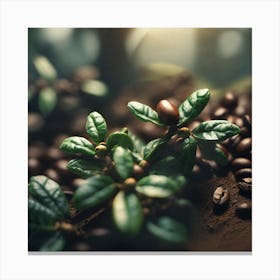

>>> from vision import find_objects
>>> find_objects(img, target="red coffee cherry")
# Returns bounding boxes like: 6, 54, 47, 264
156, 99, 179, 125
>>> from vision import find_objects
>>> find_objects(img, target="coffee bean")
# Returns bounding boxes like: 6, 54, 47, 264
234, 105, 247, 117
28, 142, 46, 159
240, 127, 250, 137
236, 201, 252, 219
220, 92, 238, 111
234, 168, 252, 180
28, 158, 41, 176
213, 187, 230, 206
243, 114, 252, 128
238, 177, 252, 193
231, 158, 251, 170
54, 159, 70, 177
236, 138, 252, 154
217, 144, 229, 158
212, 107, 228, 119
28, 113, 44, 133
189, 120, 201, 130
72, 242, 91, 251
156, 99, 179, 125
72, 178, 86, 187
229, 135, 242, 150
45, 169, 60, 183
45, 147, 64, 162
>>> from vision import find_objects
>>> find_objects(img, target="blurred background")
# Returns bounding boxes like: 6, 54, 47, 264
28, 27, 252, 188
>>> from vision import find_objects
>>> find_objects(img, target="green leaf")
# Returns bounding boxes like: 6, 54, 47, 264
73, 175, 117, 210
192, 120, 240, 141
67, 159, 104, 179
107, 132, 134, 151
29, 176, 69, 219
150, 156, 182, 175
136, 175, 178, 198
127, 101, 164, 127
38, 87, 57, 116
33, 55, 57, 82
60, 136, 95, 156
86, 111, 107, 144
178, 88, 210, 126
81, 79, 108, 97
147, 216, 187, 243
181, 137, 197, 177
198, 141, 229, 166
128, 130, 145, 153
112, 191, 143, 235
39, 232, 65, 252
143, 138, 167, 161
113, 147, 133, 180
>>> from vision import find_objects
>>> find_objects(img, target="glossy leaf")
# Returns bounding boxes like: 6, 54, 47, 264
38, 87, 57, 116
107, 132, 134, 151
181, 136, 197, 177
150, 156, 182, 175
85, 111, 107, 143
113, 146, 133, 180
136, 175, 178, 198
39, 232, 65, 252
33, 55, 57, 82
81, 79, 108, 97
60, 136, 95, 156
128, 130, 145, 153
198, 141, 228, 166
147, 216, 187, 243
67, 158, 104, 179
178, 88, 210, 126
112, 191, 143, 235
143, 138, 167, 161
73, 175, 117, 210
127, 101, 164, 127
192, 120, 240, 141
29, 176, 69, 219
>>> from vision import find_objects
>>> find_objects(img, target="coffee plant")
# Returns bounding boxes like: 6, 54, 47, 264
28, 88, 240, 251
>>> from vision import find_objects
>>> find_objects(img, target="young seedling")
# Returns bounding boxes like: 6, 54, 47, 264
29, 88, 241, 250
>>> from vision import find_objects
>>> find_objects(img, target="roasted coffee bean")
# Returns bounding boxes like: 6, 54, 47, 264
156, 99, 179, 125
189, 120, 201, 130
234, 105, 247, 117
238, 177, 252, 193
54, 159, 70, 177
220, 92, 238, 111
46, 147, 64, 161
240, 127, 250, 137
28, 158, 41, 176
229, 135, 242, 150
236, 138, 252, 154
28, 113, 44, 133
72, 178, 86, 187
231, 158, 251, 170
72, 242, 91, 251
45, 169, 60, 183
236, 201, 252, 219
234, 168, 252, 180
243, 114, 251, 128
213, 187, 230, 205
212, 107, 228, 119
28, 142, 46, 159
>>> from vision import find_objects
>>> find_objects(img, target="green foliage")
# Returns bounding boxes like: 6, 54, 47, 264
60, 136, 95, 156
136, 175, 180, 198
107, 132, 134, 151
67, 159, 104, 178
112, 191, 143, 235
180, 137, 197, 177
113, 146, 134, 180
143, 138, 167, 161
147, 216, 187, 243
86, 111, 107, 144
178, 88, 210, 126
192, 120, 240, 141
127, 101, 164, 127
73, 175, 118, 210
38, 87, 57, 116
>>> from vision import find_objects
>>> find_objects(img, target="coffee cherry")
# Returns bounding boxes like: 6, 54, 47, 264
124, 177, 136, 188
139, 160, 150, 170
95, 144, 107, 156
132, 164, 145, 179
156, 99, 179, 125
